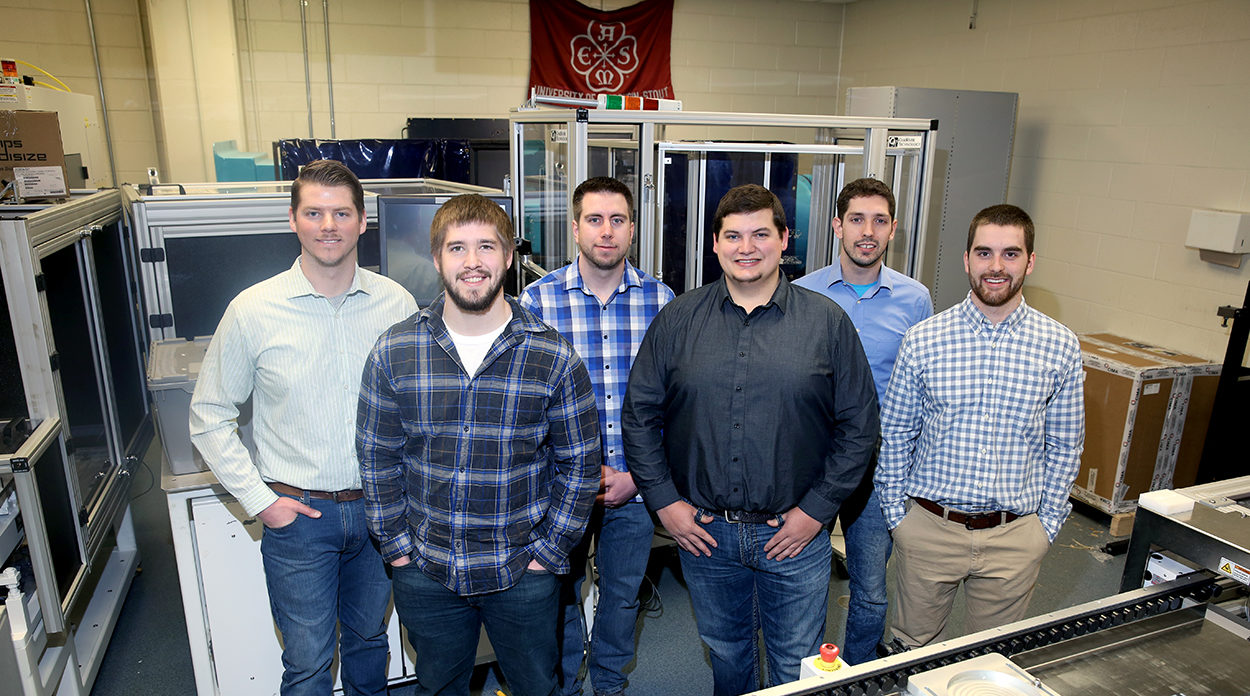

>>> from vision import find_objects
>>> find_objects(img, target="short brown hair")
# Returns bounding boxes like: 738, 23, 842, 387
836, 178, 895, 219
573, 177, 634, 222
430, 194, 515, 257
712, 184, 787, 237
290, 159, 364, 216
967, 204, 1034, 255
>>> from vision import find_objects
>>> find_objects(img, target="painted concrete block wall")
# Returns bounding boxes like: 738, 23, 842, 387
232, 0, 845, 149
838, 0, 1250, 361
0, 0, 159, 186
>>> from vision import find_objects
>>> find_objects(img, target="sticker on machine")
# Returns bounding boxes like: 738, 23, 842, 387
1217, 557, 1249, 584
886, 135, 923, 149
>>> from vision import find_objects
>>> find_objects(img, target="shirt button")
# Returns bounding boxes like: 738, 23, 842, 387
733, 423, 741, 429
744, 320, 750, 327
735, 386, 742, 392
463, 426, 469, 432
738, 352, 745, 358
606, 394, 612, 399
981, 447, 988, 454
609, 449, 614, 454
607, 423, 613, 429
603, 333, 608, 339
732, 456, 739, 462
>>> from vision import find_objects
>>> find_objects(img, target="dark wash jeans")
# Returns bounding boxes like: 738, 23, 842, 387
679, 515, 832, 696
260, 494, 390, 696
393, 562, 561, 696
558, 501, 655, 695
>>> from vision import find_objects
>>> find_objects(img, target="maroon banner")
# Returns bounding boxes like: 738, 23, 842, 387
530, 0, 674, 101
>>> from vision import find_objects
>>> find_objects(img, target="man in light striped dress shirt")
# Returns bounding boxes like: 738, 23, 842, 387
190, 160, 417, 696
876, 204, 1085, 649
519, 177, 674, 696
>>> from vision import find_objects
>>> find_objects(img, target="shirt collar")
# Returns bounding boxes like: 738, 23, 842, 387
957, 291, 1030, 332
822, 260, 895, 293
416, 293, 548, 336
716, 272, 792, 313
282, 258, 366, 300
561, 258, 644, 298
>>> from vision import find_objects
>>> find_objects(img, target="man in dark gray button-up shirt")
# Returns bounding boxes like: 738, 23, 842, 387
623, 184, 879, 696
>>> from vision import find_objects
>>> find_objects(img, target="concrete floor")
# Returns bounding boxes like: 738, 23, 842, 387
88, 443, 1129, 696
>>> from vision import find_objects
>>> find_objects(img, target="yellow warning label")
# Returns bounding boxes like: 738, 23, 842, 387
1218, 557, 1250, 585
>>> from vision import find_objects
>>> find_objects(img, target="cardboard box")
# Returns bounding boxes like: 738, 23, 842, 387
0, 109, 67, 198
1072, 333, 1220, 514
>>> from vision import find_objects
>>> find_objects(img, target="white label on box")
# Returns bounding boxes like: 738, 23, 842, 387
1143, 382, 1160, 395
13, 166, 67, 198
1218, 558, 1250, 585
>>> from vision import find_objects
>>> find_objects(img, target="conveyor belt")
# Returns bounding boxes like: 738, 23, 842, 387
752, 572, 1225, 696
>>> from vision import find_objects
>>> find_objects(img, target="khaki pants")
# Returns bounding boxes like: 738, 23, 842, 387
891, 501, 1050, 648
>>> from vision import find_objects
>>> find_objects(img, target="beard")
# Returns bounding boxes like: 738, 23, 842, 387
969, 272, 1025, 307
583, 246, 629, 271
443, 271, 505, 313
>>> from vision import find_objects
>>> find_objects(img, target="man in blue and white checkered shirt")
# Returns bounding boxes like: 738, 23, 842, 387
520, 177, 674, 696
876, 203, 1085, 649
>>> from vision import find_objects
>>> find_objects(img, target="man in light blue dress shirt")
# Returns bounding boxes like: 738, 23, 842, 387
794, 178, 932, 664
876, 204, 1084, 648
190, 160, 417, 695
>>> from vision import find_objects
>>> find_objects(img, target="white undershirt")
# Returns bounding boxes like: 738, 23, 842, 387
446, 320, 508, 377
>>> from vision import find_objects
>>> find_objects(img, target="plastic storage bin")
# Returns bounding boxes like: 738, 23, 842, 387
147, 337, 253, 474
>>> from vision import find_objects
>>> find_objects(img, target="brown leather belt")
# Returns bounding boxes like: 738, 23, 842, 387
269, 481, 364, 503
913, 497, 1019, 530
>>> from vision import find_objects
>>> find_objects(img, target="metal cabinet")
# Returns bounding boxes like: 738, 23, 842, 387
124, 179, 498, 344
0, 190, 147, 695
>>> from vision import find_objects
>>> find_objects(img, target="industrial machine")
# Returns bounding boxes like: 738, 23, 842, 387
0, 190, 149, 695
507, 108, 939, 295
750, 476, 1250, 696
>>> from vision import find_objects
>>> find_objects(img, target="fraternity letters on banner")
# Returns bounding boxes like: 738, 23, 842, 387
529, 0, 675, 101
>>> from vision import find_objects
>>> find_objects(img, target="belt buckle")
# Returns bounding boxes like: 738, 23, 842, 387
330, 490, 345, 503
964, 512, 998, 530
723, 510, 738, 523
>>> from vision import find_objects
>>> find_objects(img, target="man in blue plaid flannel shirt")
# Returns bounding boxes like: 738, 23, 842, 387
358, 194, 601, 696
520, 176, 674, 696
876, 204, 1085, 649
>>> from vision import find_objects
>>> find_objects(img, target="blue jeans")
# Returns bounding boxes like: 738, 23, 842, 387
558, 502, 654, 695
839, 484, 892, 665
393, 563, 560, 696
260, 494, 391, 696
678, 515, 832, 696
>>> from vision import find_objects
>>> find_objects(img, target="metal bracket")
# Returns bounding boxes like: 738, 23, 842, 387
139, 248, 166, 263
1216, 304, 1241, 328
576, 108, 589, 123
33, 273, 45, 292
148, 313, 174, 329
10, 457, 29, 472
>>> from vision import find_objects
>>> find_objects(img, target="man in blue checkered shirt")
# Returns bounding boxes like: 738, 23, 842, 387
357, 194, 602, 696
876, 204, 1085, 649
520, 177, 674, 696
